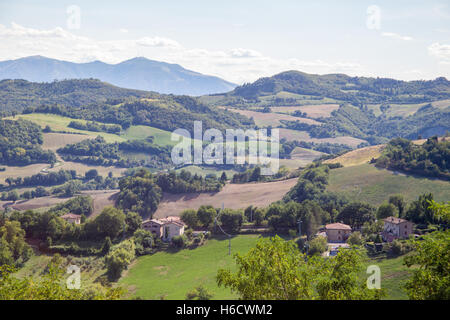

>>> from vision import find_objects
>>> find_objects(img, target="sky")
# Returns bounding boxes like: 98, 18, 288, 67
0, 0, 449, 84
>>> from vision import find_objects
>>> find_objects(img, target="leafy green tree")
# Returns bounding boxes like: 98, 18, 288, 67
389, 194, 406, 217
125, 211, 142, 235
197, 205, 216, 228
94, 207, 126, 239
405, 193, 435, 225
185, 285, 214, 300
404, 230, 450, 300
0, 220, 32, 266
377, 203, 397, 219
105, 239, 135, 281
219, 209, 244, 234
337, 202, 375, 229
217, 236, 384, 300
347, 231, 363, 246
101, 237, 112, 256
180, 209, 199, 229
0, 262, 124, 299
308, 236, 328, 256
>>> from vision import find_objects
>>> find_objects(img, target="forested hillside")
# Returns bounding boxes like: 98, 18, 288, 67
226, 71, 450, 104
376, 137, 450, 180
0, 79, 148, 115
1, 79, 253, 133
0, 119, 56, 165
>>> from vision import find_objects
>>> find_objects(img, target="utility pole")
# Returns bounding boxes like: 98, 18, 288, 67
215, 203, 231, 255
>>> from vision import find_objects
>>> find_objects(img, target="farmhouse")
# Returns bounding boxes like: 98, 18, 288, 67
60, 213, 81, 225
382, 216, 413, 242
325, 223, 352, 243
142, 216, 186, 241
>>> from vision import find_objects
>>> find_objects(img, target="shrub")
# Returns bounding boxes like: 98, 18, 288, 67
171, 235, 186, 248
308, 236, 328, 256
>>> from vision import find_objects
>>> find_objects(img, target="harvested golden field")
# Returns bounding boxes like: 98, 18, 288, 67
0, 163, 48, 184
227, 108, 321, 127
153, 178, 298, 218
290, 147, 324, 161
278, 128, 366, 148
324, 145, 385, 167
1, 189, 119, 216
269, 104, 339, 118
42, 132, 94, 151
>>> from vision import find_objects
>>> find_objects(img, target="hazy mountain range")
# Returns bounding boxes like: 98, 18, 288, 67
0, 56, 237, 96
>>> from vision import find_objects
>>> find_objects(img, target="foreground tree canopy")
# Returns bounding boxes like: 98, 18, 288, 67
216, 236, 385, 300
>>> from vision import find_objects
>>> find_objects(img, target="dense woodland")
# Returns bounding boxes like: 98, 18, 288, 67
57, 136, 172, 169
376, 137, 450, 180
0, 119, 56, 165
225, 71, 450, 104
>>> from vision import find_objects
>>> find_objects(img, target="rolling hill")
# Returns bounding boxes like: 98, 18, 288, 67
0, 55, 237, 96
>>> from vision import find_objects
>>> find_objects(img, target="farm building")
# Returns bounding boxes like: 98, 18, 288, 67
325, 223, 352, 243
142, 216, 186, 241
382, 216, 413, 242
60, 213, 81, 225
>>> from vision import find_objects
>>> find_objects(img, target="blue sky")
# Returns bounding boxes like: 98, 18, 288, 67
0, 0, 449, 83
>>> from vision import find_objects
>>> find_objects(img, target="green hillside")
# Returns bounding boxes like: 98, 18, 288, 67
327, 163, 450, 205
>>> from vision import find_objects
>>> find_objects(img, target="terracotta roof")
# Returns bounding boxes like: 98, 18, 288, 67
325, 223, 352, 230
143, 216, 186, 227
383, 216, 409, 224
60, 213, 81, 219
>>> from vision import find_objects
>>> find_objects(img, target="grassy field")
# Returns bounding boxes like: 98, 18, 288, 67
119, 234, 413, 300
10, 113, 126, 143
119, 234, 261, 300
324, 145, 385, 167
363, 254, 412, 300
9, 113, 182, 147
328, 163, 450, 205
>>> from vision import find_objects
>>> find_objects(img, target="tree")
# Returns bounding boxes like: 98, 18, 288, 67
307, 236, 328, 256
347, 231, 363, 246
216, 236, 383, 300
220, 171, 227, 183
337, 202, 375, 229
377, 203, 397, 219
253, 208, 265, 226
180, 209, 199, 229
125, 211, 142, 235
105, 239, 135, 281
197, 205, 216, 228
0, 262, 124, 299
94, 207, 126, 239
404, 230, 449, 300
0, 220, 32, 266
101, 237, 112, 256
389, 194, 406, 217
85, 169, 98, 180
219, 209, 243, 234
217, 236, 317, 299
185, 285, 214, 300
405, 193, 435, 225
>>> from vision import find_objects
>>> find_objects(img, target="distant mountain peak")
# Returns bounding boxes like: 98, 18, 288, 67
0, 55, 237, 96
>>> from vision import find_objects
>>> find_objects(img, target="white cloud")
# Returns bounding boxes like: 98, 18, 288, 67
119, 28, 128, 34
0, 22, 364, 84
135, 36, 181, 49
428, 42, 450, 64
381, 32, 413, 41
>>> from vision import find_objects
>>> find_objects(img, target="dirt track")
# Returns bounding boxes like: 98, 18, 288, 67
153, 178, 298, 218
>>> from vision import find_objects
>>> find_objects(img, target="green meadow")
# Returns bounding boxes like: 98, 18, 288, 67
328, 163, 450, 206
